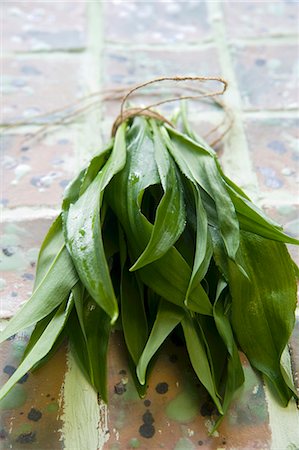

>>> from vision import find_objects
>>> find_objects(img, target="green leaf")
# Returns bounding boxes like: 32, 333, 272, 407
130, 120, 186, 270
65, 123, 127, 323
137, 300, 185, 385
185, 184, 213, 308
224, 231, 297, 405
106, 117, 212, 316
213, 284, 244, 423
70, 283, 111, 402
0, 217, 78, 344
0, 295, 73, 400
182, 314, 223, 414
121, 266, 147, 365
164, 125, 240, 260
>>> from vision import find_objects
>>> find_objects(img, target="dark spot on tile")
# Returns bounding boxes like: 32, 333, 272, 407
30, 262, 36, 268
118, 369, 127, 375
51, 397, 55, 401
0, 428, 7, 439
198, 440, 203, 446
21, 65, 41, 76
267, 140, 287, 154
169, 354, 178, 363
16, 432, 36, 444
22, 273, 34, 281
20, 146, 30, 152
18, 373, 29, 384
143, 399, 151, 407
114, 382, 127, 395
28, 407, 42, 422
4, 365, 16, 376
31, 176, 41, 187
155, 382, 168, 394
255, 58, 266, 66
200, 400, 217, 417
57, 139, 70, 145
222, 439, 227, 445
46, 394, 51, 398
11, 292, 18, 297
139, 423, 155, 439
142, 410, 154, 425
60, 179, 71, 189
2, 247, 14, 257
20, 412, 24, 415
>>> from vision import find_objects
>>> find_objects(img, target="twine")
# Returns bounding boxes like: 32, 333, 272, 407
2, 76, 231, 147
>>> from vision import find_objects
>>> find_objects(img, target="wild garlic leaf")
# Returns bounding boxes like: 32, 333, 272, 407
0, 217, 78, 344
106, 118, 212, 316
182, 314, 223, 414
121, 263, 148, 364
65, 123, 127, 323
130, 120, 186, 270
164, 126, 240, 260
185, 184, 213, 308
0, 295, 73, 400
213, 285, 244, 425
225, 231, 297, 405
137, 300, 185, 385
71, 283, 111, 402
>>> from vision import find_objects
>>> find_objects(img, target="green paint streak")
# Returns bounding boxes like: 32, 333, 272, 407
166, 385, 200, 423
15, 423, 32, 435
115, 408, 126, 429
12, 339, 27, 359
47, 402, 59, 413
0, 384, 27, 410
174, 437, 196, 450
0, 278, 6, 290
129, 437, 140, 448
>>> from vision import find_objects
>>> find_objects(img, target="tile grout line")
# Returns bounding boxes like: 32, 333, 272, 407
206, 1, 260, 200
60, 3, 109, 450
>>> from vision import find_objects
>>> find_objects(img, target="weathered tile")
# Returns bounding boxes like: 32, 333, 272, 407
231, 44, 298, 110
1, 131, 77, 208
0, 335, 66, 449
103, 1, 211, 45
2, 55, 86, 124
0, 219, 52, 318
222, 0, 299, 38
244, 118, 299, 195
3, 2, 87, 52
105, 332, 271, 449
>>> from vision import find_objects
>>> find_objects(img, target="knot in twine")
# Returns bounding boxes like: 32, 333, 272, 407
111, 76, 228, 136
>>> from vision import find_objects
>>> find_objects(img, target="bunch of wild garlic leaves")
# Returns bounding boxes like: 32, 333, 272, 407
0, 114, 298, 428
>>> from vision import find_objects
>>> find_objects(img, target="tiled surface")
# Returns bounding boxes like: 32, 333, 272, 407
231, 44, 299, 110
0, 220, 52, 317
244, 118, 299, 194
1, 1, 299, 449
3, 2, 87, 52
3, 55, 85, 123
1, 132, 77, 208
222, 0, 299, 38
103, 1, 211, 44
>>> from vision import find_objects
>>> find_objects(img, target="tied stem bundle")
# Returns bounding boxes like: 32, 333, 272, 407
0, 77, 298, 430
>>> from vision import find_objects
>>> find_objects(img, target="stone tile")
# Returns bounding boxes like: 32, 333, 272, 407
3, 2, 87, 52
244, 118, 299, 196
2, 55, 86, 124
0, 219, 53, 318
222, 0, 299, 38
103, 1, 211, 45
1, 130, 77, 208
231, 44, 298, 110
